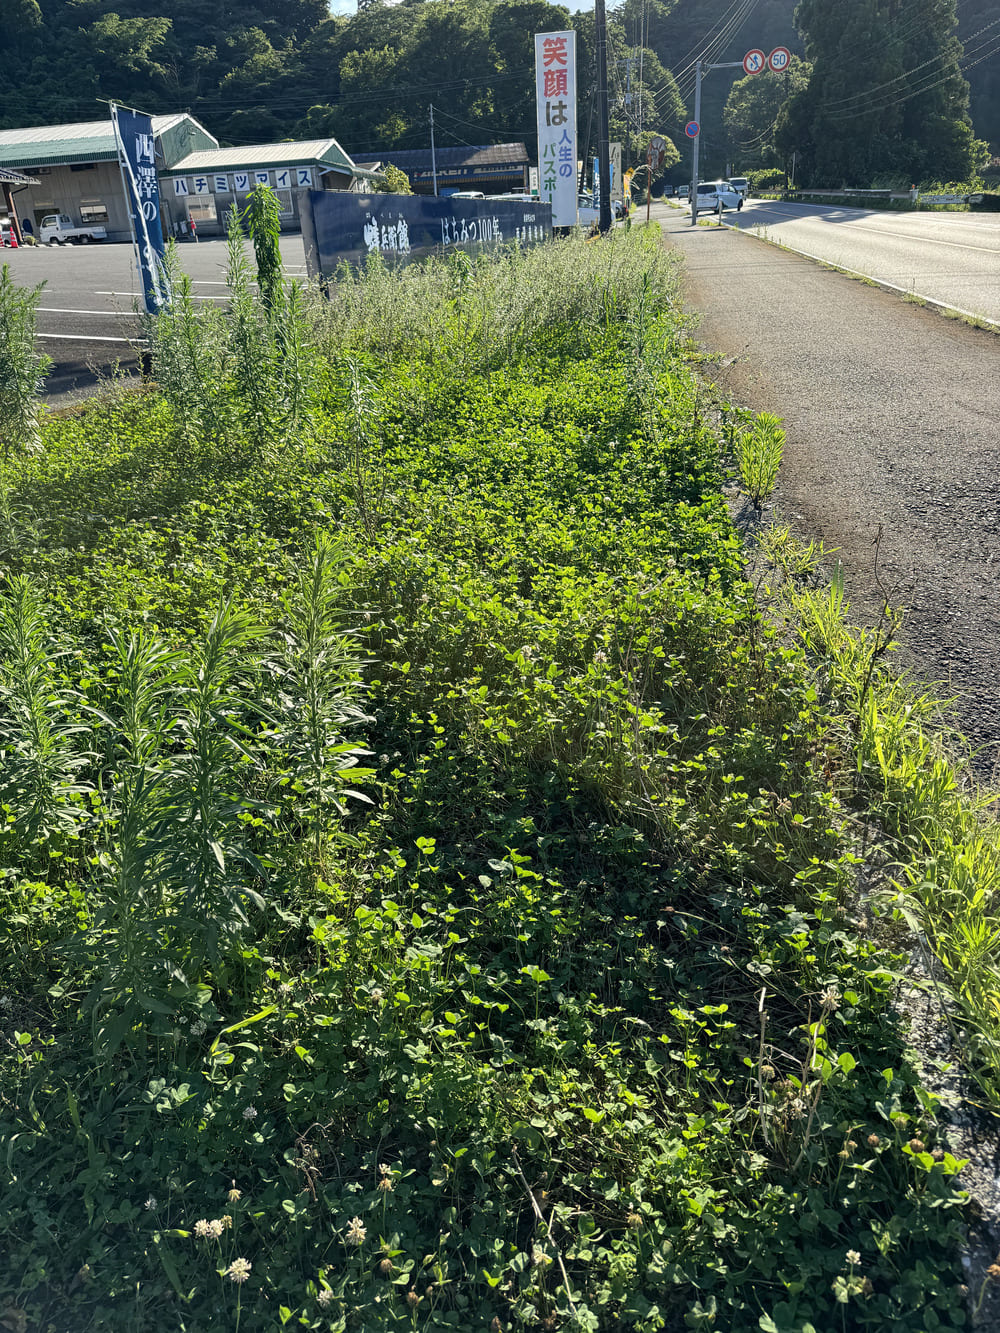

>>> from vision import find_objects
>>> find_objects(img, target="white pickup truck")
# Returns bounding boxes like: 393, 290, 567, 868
40, 214, 108, 245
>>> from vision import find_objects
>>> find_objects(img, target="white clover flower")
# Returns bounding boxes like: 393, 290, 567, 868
144, 1196, 158, 1211
242, 1105, 258, 1121
370, 989, 384, 1004
194, 1219, 212, 1238
279, 982, 293, 997
317, 1289, 335, 1308
226, 1257, 251, 1283
820, 986, 841, 1011
208, 1219, 225, 1239
228, 1187, 242, 1203
346, 1216, 367, 1247
190, 1020, 207, 1037
846, 1249, 861, 1267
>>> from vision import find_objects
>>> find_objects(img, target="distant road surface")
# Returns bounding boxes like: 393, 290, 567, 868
714, 200, 1000, 325
6, 238, 308, 402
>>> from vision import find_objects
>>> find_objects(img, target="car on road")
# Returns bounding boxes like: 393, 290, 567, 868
728, 177, 750, 199
676, 185, 690, 199
449, 190, 486, 199
695, 181, 744, 213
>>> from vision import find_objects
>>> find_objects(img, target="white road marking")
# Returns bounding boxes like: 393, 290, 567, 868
96, 289, 227, 301
37, 332, 145, 343
39, 307, 130, 316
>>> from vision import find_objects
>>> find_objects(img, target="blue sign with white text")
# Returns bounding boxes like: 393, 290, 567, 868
112, 105, 168, 313
300, 192, 552, 279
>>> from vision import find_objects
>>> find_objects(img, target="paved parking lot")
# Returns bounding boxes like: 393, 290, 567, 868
3, 235, 308, 403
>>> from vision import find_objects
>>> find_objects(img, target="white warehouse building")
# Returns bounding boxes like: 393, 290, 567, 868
0, 113, 376, 242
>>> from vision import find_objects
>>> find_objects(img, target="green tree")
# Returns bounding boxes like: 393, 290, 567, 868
778, 0, 984, 185
724, 55, 810, 170
375, 163, 413, 194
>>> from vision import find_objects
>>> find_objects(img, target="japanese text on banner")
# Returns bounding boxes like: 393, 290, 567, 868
534, 30, 577, 228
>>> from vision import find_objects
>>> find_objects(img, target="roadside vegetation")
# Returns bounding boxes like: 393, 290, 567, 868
1, 219, 997, 1332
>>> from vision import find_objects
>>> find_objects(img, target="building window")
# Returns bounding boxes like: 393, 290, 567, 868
80, 199, 108, 224
187, 198, 218, 224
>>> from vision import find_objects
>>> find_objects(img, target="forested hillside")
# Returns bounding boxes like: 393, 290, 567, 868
1, 0, 996, 175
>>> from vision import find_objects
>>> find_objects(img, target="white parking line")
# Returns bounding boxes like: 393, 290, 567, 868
37, 332, 144, 343
39, 307, 130, 316
96, 290, 227, 301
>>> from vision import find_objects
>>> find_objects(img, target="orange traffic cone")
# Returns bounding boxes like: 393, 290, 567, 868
8, 228, 17, 249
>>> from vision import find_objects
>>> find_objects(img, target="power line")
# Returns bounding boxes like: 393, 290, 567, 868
826, 29, 1000, 121
821, 12, 1000, 111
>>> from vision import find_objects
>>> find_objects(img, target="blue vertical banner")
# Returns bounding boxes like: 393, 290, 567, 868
110, 103, 170, 314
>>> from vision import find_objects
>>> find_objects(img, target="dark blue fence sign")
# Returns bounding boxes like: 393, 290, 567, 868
300, 191, 552, 279
110, 103, 169, 313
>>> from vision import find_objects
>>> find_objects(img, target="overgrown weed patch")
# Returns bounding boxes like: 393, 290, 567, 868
0, 228, 979, 1331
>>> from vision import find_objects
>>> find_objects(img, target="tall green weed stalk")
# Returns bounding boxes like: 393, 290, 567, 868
0, 575, 92, 858
145, 245, 231, 445
227, 200, 320, 454
265, 531, 373, 865
0, 264, 52, 456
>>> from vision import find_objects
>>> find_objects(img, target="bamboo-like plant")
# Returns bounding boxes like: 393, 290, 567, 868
0, 264, 52, 456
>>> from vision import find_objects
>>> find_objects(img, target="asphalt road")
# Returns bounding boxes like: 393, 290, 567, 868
656, 201, 1000, 777
4, 236, 308, 402
716, 198, 1000, 324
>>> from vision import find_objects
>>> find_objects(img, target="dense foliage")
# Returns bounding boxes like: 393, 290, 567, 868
777, 0, 987, 186
0, 227, 990, 1332
2, 0, 996, 186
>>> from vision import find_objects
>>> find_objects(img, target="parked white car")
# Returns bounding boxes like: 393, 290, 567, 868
40, 213, 108, 244
728, 177, 750, 199
694, 181, 744, 213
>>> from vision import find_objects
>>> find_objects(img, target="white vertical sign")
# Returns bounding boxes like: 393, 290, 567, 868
535, 30, 577, 227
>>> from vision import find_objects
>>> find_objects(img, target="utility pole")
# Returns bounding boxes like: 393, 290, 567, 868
622, 54, 636, 166
690, 61, 702, 225
595, 0, 613, 233
430, 103, 438, 196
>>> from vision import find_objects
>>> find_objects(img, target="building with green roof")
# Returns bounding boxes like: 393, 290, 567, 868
158, 136, 381, 238
0, 113, 217, 242
0, 115, 376, 242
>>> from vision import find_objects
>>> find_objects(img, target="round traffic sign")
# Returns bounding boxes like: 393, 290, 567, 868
768, 45, 791, 72
684, 121, 700, 139
742, 48, 766, 75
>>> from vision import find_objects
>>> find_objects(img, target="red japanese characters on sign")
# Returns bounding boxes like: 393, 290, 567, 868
535, 30, 578, 227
